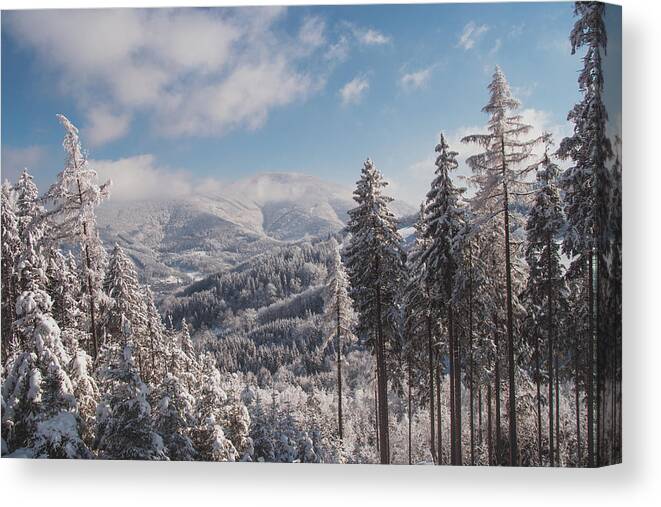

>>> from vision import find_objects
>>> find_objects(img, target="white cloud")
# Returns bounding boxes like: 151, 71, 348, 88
457, 21, 489, 50
488, 38, 502, 57
340, 76, 369, 106
84, 107, 132, 146
325, 35, 350, 63
358, 28, 390, 46
1, 145, 46, 177
93, 154, 194, 202
298, 16, 326, 50
400, 67, 433, 91
4, 8, 319, 143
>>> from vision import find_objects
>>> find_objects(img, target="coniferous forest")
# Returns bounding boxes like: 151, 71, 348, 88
1, 2, 621, 466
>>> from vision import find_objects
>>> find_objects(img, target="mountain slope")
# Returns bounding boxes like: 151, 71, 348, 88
96, 172, 415, 289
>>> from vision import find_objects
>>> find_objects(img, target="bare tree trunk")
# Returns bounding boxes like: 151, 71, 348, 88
438, 375, 444, 465
451, 308, 462, 465
555, 355, 560, 466
375, 277, 390, 464
535, 331, 542, 466
575, 332, 582, 467
478, 386, 483, 449
427, 311, 436, 463
436, 358, 442, 464
548, 313, 555, 467
587, 254, 595, 467
494, 325, 502, 465
408, 353, 412, 465
449, 316, 456, 465
337, 299, 343, 440
487, 384, 493, 466
374, 372, 379, 454
501, 137, 518, 466
468, 243, 475, 465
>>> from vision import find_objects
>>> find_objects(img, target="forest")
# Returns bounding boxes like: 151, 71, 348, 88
1, 2, 621, 466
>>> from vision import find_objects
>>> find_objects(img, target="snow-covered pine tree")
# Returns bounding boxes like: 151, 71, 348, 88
344, 158, 406, 464
557, 2, 614, 467
522, 138, 568, 466
153, 371, 197, 461
46, 248, 83, 332
102, 244, 149, 369
402, 203, 438, 463
190, 353, 240, 461
1, 182, 20, 361
462, 66, 541, 465
95, 331, 166, 460
142, 286, 170, 385
420, 133, 467, 465
2, 205, 89, 458
45, 114, 111, 360
322, 238, 355, 441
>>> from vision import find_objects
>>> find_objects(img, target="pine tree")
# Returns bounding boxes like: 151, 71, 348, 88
153, 371, 197, 461
1, 182, 20, 361
102, 244, 149, 372
344, 158, 406, 464
403, 203, 438, 463
522, 139, 568, 465
95, 339, 166, 460
420, 133, 467, 464
322, 238, 355, 441
45, 114, 111, 360
462, 66, 541, 465
2, 210, 89, 457
557, 2, 613, 467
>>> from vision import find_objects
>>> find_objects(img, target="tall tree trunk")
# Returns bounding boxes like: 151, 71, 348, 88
469, 244, 476, 466
438, 373, 444, 465
501, 137, 518, 466
555, 355, 560, 466
374, 372, 379, 454
408, 353, 412, 465
436, 358, 442, 464
575, 332, 582, 467
494, 324, 502, 464
375, 276, 390, 464
337, 299, 343, 440
427, 310, 436, 463
587, 254, 595, 467
449, 316, 456, 465
535, 331, 542, 466
451, 308, 462, 465
548, 312, 555, 466
487, 384, 494, 465
478, 386, 483, 449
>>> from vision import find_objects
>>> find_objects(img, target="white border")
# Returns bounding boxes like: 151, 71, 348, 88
1, 1, 658, 506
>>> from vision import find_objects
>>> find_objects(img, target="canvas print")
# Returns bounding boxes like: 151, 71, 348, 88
0, 2, 621, 466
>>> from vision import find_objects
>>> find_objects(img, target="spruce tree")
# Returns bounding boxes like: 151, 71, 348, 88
322, 238, 355, 441
462, 67, 541, 465
95, 337, 166, 460
1, 182, 20, 361
344, 158, 406, 464
46, 114, 111, 360
522, 139, 568, 466
557, 1, 613, 467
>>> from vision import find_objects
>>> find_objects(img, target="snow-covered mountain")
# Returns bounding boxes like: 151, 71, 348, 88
96, 172, 415, 289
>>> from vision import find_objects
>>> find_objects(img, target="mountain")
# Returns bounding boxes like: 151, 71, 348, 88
96, 172, 415, 290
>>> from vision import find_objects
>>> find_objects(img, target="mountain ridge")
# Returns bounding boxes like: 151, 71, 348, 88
96, 172, 415, 290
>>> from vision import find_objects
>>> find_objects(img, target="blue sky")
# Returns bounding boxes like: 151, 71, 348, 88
1, 3, 621, 205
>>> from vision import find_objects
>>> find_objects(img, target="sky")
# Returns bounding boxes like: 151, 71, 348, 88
1, 2, 622, 206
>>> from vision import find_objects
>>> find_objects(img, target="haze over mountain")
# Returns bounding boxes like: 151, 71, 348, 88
96, 172, 415, 289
